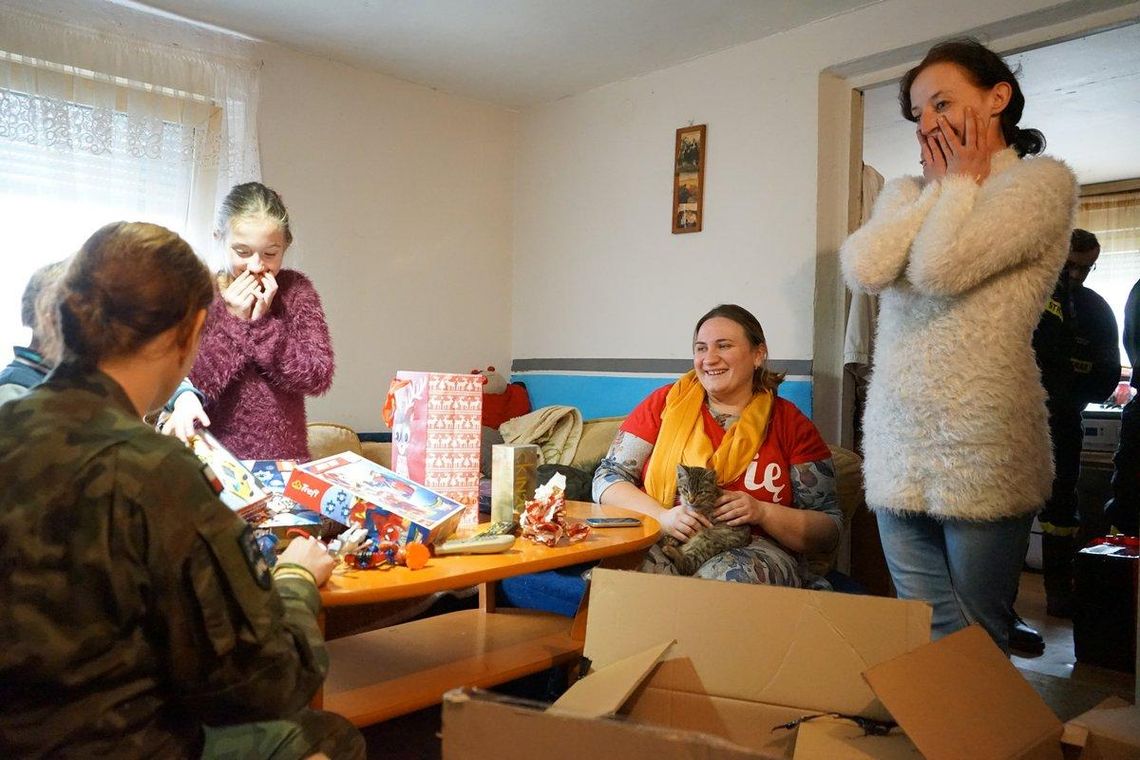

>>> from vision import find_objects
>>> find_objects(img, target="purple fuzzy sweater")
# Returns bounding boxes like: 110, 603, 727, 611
190, 269, 334, 460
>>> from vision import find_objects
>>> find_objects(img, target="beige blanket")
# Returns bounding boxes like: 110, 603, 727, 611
498, 405, 583, 466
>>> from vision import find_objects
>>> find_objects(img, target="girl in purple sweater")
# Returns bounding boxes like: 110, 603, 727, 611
188, 182, 334, 460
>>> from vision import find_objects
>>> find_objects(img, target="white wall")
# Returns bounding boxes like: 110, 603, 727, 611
257, 46, 517, 432
511, 0, 1126, 371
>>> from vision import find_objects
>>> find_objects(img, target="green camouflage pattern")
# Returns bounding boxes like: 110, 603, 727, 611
0, 363, 358, 758
202, 709, 364, 759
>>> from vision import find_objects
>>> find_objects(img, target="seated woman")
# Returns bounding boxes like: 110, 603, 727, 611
592, 304, 841, 586
0, 222, 362, 759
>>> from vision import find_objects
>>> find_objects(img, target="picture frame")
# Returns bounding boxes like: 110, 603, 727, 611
672, 124, 706, 234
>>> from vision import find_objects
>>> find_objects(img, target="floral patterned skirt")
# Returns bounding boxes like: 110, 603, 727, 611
640, 536, 830, 590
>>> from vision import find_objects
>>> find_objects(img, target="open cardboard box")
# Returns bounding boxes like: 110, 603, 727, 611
442, 569, 1135, 759
1062, 698, 1140, 760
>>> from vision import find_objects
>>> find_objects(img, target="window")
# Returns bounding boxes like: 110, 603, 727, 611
1077, 188, 1140, 367
0, 63, 209, 351
0, 2, 260, 355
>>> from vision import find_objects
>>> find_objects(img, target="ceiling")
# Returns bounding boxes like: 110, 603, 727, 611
863, 22, 1140, 185
130, 0, 878, 108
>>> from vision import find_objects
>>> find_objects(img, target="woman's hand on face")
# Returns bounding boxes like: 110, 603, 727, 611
278, 535, 335, 587
712, 490, 769, 528
918, 128, 947, 184
659, 504, 713, 541
222, 270, 259, 320
250, 271, 278, 321
160, 392, 210, 442
935, 108, 993, 184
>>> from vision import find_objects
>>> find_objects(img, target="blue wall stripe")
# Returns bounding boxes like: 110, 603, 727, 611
513, 357, 813, 375
512, 372, 813, 420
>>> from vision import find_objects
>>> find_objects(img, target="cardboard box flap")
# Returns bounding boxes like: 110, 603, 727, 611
1062, 698, 1132, 750
1066, 701, 1140, 760
443, 688, 771, 759
793, 715, 923, 759
551, 640, 675, 718
863, 625, 1064, 760
585, 569, 931, 721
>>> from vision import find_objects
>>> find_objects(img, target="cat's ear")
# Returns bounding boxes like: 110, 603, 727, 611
676, 464, 689, 485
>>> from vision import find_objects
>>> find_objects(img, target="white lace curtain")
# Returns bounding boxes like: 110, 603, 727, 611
0, 0, 261, 258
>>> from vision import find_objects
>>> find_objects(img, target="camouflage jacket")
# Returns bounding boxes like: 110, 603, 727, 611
0, 364, 328, 758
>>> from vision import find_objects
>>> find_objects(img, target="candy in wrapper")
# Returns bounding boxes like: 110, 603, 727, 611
520, 473, 591, 546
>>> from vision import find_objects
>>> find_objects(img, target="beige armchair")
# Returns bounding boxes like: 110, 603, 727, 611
307, 422, 391, 468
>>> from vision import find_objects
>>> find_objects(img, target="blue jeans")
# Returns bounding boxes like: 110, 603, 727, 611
876, 510, 1034, 654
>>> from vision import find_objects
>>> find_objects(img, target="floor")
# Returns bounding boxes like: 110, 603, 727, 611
355, 571, 1136, 759
1010, 569, 1135, 719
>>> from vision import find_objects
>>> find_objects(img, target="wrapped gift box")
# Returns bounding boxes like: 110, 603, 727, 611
288, 451, 464, 545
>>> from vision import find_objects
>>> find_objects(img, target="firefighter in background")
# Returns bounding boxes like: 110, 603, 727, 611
1034, 228, 1121, 618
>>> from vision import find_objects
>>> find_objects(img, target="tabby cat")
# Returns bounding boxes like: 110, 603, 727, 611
659, 464, 752, 575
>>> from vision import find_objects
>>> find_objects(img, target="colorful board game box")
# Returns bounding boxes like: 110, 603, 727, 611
243, 460, 326, 535
288, 451, 465, 545
189, 431, 269, 523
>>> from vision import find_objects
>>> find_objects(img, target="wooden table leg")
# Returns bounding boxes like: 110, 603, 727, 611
478, 581, 497, 613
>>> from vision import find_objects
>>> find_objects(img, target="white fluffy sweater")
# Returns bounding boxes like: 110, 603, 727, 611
841, 149, 1077, 521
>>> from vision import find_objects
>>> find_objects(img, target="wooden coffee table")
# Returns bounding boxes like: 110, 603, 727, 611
317, 501, 659, 727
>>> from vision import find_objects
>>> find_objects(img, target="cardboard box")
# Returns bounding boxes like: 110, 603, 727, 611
390, 371, 483, 527
243, 460, 325, 536
1062, 698, 1140, 760
442, 569, 1077, 760
287, 451, 464, 545
246, 459, 296, 492
189, 431, 269, 523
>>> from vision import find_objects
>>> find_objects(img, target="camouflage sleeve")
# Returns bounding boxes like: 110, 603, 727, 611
140, 447, 327, 724
591, 430, 654, 502
790, 458, 844, 535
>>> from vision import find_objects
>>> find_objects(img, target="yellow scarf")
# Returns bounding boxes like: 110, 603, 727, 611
644, 370, 773, 506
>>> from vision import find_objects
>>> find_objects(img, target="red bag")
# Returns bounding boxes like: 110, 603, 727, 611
481, 382, 531, 428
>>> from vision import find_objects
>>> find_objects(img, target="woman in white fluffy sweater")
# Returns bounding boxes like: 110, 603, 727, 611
841, 39, 1076, 653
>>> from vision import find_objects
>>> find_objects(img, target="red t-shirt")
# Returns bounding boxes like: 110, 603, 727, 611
621, 384, 831, 507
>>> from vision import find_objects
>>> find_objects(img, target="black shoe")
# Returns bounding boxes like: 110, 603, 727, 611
1009, 615, 1045, 656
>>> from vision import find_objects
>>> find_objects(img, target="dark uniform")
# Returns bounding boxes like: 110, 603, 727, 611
1033, 277, 1120, 611
1105, 277, 1140, 536
0, 363, 363, 759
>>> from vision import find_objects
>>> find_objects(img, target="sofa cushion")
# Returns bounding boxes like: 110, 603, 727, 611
307, 422, 363, 461
360, 441, 391, 469
569, 416, 625, 472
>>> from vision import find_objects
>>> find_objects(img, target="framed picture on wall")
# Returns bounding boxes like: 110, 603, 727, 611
672, 124, 706, 234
